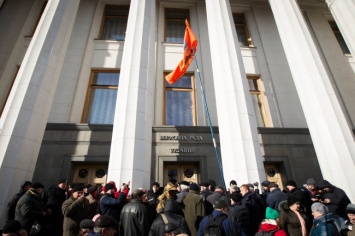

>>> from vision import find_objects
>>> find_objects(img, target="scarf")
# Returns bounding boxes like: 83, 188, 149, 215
291, 208, 307, 236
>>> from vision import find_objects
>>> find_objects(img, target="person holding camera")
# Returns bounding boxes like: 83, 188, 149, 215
99, 181, 129, 222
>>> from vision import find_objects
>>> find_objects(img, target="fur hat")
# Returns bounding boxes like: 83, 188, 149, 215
346, 203, 355, 214
286, 180, 297, 187
287, 196, 300, 206
311, 202, 329, 215
189, 183, 199, 192
265, 207, 279, 220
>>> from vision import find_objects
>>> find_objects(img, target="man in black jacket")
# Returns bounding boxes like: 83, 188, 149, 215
15, 182, 52, 235
148, 199, 190, 236
99, 183, 127, 221
266, 183, 288, 211
229, 192, 251, 236
5, 180, 31, 222
120, 189, 150, 236
42, 178, 67, 236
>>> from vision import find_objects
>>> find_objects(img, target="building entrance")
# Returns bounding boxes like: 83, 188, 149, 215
264, 164, 284, 190
163, 162, 199, 184
72, 164, 108, 185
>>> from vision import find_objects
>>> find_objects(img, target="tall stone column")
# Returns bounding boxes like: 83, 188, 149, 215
107, 0, 155, 190
325, 0, 355, 56
269, 0, 355, 201
205, 0, 265, 185
0, 0, 80, 225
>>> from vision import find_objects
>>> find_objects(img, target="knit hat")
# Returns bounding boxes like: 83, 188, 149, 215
80, 219, 94, 229
73, 184, 83, 193
286, 180, 297, 187
152, 182, 160, 188
94, 215, 119, 227
189, 183, 199, 192
317, 180, 332, 189
2, 220, 21, 233
346, 203, 355, 214
261, 180, 270, 187
311, 202, 329, 215
269, 183, 279, 188
105, 183, 115, 192
265, 207, 279, 220
306, 178, 316, 186
287, 196, 299, 206
231, 192, 243, 203
213, 200, 228, 209
31, 182, 45, 189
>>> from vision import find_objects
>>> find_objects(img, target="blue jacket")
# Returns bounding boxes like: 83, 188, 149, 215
197, 210, 245, 236
99, 192, 126, 220
310, 213, 339, 236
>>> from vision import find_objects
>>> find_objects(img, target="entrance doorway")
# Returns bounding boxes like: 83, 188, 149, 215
163, 163, 199, 185
72, 164, 108, 185
264, 164, 284, 190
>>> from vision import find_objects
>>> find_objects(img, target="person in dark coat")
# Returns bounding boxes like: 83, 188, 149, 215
62, 184, 91, 236
206, 185, 227, 205
6, 180, 32, 222
310, 202, 339, 236
318, 180, 351, 220
2, 219, 28, 236
266, 183, 288, 212
119, 189, 150, 236
278, 197, 310, 236
199, 181, 213, 216
148, 199, 190, 236
86, 186, 99, 218
147, 182, 163, 211
240, 184, 265, 235
197, 200, 245, 236
15, 182, 52, 235
99, 182, 127, 221
42, 178, 68, 236
229, 191, 251, 235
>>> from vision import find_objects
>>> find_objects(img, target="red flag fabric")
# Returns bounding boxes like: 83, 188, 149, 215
165, 19, 198, 84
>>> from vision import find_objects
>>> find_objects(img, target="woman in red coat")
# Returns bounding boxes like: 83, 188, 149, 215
257, 207, 287, 236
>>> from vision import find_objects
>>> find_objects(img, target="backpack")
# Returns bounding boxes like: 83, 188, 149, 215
255, 228, 280, 236
203, 214, 228, 236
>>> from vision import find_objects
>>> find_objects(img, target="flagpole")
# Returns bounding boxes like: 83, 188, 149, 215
193, 56, 227, 192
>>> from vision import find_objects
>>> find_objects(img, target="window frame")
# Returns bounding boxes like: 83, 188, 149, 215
233, 13, 253, 47
164, 8, 190, 43
82, 69, 120, 124
163, 73, 197, 126
247, 75, 269, 127
98, 5, 130, 41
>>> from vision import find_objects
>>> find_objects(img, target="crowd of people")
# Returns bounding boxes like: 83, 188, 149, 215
2, 177, 355, 236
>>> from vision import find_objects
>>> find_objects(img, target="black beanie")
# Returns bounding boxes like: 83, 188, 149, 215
286, 180, 297, 187
73, 184, 83, 193
287, 196, 300, 206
